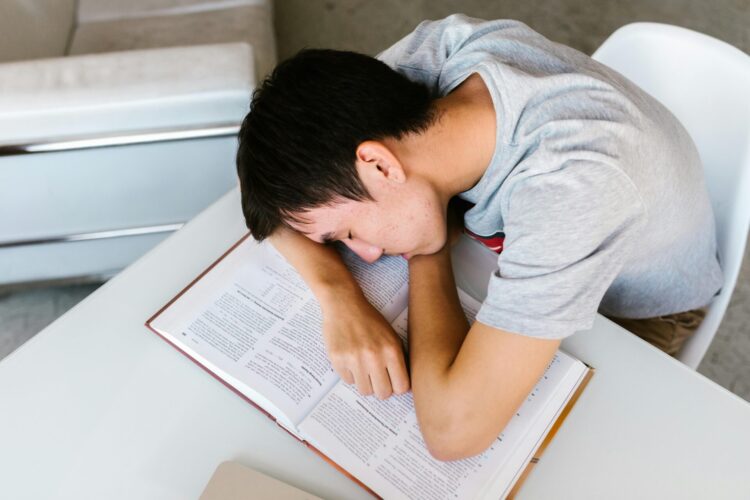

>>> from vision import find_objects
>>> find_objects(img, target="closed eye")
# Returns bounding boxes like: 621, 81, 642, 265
321, 231, 336, 245
320, 231, 351, 245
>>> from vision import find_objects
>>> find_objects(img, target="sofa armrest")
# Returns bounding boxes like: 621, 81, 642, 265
0, 42, 255, 146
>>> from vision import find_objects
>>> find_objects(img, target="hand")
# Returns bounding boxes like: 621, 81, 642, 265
319, 288, 410, 400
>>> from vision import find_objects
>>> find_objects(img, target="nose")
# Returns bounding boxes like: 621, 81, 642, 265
343, 238, 383, 263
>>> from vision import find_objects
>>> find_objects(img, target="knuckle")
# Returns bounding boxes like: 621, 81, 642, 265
384, 345, 402, 360
342, 351, 360, 365
360, 347, 379, 362
386, 335, 402, 348
328, 348, 347, 362
331, 361, 348, 374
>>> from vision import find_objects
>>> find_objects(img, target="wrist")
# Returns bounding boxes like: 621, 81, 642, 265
315, 275, 364, 309
408, 243, 452, 272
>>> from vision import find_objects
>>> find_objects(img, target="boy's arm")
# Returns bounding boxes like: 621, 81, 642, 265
269, 227, 410, 399
407, 243, 559, 462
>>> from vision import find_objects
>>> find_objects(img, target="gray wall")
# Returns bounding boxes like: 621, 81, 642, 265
0, 0, 77, 62
274, 0, 748, 59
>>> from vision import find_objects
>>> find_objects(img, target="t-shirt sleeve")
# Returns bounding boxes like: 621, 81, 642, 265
475, 161, 647, 339
375, 14, 537, 93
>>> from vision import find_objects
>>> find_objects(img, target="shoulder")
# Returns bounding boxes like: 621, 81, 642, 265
376, 15, 537, 70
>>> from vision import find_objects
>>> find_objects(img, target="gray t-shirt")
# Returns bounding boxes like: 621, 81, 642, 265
377, 14, 723, 339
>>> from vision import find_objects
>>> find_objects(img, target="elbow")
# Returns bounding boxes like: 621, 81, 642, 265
424, 436, 474, 462
420, 413, 509, 462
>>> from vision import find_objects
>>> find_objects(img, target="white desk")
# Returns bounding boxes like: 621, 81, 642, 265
1, 187, 749, 500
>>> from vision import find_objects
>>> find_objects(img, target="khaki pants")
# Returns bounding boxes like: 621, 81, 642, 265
604, 307, 708, 356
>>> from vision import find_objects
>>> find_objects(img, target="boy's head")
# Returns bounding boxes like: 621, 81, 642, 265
236, 49, 448, 262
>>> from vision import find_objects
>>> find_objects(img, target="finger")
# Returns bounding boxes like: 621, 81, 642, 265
387, 355, 410, 395
368, 365, 394, 400
336, 366, 355, 385
352, 368, 374, 396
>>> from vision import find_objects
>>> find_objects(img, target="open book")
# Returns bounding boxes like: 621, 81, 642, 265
146, 233, 592, 499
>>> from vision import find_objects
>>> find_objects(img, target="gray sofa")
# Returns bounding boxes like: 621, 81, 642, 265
0, 0, 277, 286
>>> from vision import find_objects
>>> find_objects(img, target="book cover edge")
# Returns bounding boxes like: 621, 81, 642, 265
507, 365, 595, 499
145, 231, 254, 327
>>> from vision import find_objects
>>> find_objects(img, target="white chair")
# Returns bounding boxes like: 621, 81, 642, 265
592, 23, 750, 369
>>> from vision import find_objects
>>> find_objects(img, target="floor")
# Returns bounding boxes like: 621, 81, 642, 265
1, 0, 749, 400
0, 282, 102, 360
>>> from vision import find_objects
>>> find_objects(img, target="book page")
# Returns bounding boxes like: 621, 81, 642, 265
299, 290, 587, 499
337, 243, 409, 324
150, 238, 410, 428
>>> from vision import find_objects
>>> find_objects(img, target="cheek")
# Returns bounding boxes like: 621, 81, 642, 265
366, 190, 445, 250
409, 197, 446, 241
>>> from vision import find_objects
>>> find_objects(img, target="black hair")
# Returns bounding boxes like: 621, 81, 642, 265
236, 48, 437, 241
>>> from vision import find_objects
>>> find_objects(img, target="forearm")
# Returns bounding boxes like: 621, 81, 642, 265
407, 245, 469, 400
269, 226, 361, 303
270, 226, 410, 399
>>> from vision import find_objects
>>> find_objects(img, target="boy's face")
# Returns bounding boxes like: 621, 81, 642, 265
288, 161, 448, 263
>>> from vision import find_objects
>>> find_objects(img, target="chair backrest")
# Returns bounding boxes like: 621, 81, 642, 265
592, 23, 750, 369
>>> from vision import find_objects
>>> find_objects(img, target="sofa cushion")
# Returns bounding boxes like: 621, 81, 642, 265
70, 1, 276, 80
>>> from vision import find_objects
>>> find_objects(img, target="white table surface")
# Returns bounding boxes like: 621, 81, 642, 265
1, 186, 749, 500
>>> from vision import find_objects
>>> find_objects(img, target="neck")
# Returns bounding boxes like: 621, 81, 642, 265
384, 74, 497, 207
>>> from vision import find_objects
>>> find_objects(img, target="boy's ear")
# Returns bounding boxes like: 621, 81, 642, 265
355, 141, 406, 184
